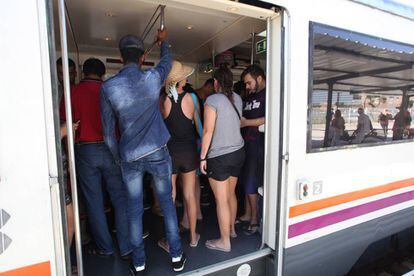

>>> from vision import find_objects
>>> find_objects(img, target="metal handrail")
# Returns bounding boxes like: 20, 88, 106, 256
57, 0, 84, 275
141, 4, 162, 41
141, 5, 165, 42
144, 5, 166, 56
250, 32, 256, 65
141, 13, 161, 42
64, 1, 81, 81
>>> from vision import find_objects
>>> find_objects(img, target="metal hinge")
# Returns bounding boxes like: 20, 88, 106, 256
282, 153, 289, 161
49, 176, 59, 188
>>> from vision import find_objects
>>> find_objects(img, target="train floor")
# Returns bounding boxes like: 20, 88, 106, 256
79, 202, 262, 276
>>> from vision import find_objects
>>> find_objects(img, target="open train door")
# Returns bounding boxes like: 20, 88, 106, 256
54, 0, 285, 274
261, 7, 286, 276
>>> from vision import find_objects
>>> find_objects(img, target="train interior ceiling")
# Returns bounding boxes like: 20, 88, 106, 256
54, 0, 271, 83
52, 0, 275, 275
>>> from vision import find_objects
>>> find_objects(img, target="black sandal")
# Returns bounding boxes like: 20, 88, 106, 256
179, 224, 190, 233
235, 218, 250, 225
243, 224, 260, 236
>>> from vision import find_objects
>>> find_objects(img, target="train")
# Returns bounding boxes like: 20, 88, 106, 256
1, 0, 414, 275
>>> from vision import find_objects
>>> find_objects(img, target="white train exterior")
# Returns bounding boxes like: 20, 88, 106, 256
1, 0, 414, 275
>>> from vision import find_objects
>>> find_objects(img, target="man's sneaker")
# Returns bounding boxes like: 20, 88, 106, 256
172, 253, 187, 272
129, 263, 145, 275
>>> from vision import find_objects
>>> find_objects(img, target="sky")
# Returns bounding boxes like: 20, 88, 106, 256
393, 0, 414, 7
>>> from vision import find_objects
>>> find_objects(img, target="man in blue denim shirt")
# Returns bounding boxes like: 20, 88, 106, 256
100, 30, 186, 274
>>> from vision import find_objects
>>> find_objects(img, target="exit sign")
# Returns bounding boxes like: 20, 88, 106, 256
256, 39, 266, 54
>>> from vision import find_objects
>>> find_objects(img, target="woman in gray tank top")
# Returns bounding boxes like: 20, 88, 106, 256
200, 65, 245, 252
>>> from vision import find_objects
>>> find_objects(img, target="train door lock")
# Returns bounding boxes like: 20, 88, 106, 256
297, 178, 311, 200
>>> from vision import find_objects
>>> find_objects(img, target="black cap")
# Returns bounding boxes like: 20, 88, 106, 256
119, 35, 144, 51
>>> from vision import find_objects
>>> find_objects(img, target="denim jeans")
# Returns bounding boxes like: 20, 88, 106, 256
75, 143, 130, 255
121, 146, 182, 266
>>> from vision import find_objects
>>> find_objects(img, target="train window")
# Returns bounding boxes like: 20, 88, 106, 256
308, 22, 414, 152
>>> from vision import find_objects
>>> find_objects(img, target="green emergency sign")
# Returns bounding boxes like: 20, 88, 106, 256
256, 39, 266, 54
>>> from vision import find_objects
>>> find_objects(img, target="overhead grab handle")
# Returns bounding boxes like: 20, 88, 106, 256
144, 5, 166, 57
141, 5, 163, 42
160, 5, 165, 31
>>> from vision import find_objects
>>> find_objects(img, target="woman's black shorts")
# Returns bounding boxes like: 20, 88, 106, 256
168, 143, 199, 174
206, 148, 245, 181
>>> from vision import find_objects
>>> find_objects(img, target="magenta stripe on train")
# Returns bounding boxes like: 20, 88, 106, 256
288, 190, 414, 238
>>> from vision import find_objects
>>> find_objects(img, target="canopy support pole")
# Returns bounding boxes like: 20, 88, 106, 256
323, 82, 334, 147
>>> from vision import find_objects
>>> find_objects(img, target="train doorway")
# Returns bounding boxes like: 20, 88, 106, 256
52, 0, 284, 275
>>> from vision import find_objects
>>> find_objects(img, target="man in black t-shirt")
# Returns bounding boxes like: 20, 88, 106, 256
237, 65, 266, 236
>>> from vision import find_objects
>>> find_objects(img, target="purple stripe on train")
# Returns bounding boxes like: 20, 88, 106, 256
288, 190, 414, 238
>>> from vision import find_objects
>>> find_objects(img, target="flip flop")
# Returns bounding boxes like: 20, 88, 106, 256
190, 234, 201, 248
230, 231, 238, 238
205, 240, 231, 252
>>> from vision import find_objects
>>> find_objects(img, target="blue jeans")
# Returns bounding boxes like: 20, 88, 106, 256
121, 146, 182, 266
75, 143, 130, 255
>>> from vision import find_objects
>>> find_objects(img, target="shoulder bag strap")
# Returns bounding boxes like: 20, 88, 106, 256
223, 93, 241, 120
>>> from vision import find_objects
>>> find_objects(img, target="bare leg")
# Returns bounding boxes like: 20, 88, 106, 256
171, 174, 177, 203
181, 197, 189, 229
229, 176, 238, 236
181, 175, 202, 229
195, 176, 203, 220
181, 170, 199, 244
66, 203, 74, 245
208, 177, 231, 250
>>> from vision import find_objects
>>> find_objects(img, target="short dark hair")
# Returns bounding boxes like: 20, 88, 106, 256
183, 83, 196, 94
56, 57, 76, 68
204, 78, 214, 87
82, 58, 106, 77
241, 64, 266, 81
120, 48, 144, 64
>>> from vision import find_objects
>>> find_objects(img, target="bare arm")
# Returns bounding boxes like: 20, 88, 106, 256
200, 105, 216, 174
60, 121, 79, 139
241, 117, 265, 128
191, 95, 203, 138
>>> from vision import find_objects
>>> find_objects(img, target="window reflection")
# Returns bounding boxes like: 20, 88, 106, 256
308, 23, 414, 151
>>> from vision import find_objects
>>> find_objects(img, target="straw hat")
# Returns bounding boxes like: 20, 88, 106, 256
165, 61, 194, 88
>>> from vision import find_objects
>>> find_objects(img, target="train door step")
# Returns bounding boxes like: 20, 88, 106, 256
402, 260, 414, 270
403, 269, 414, 276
